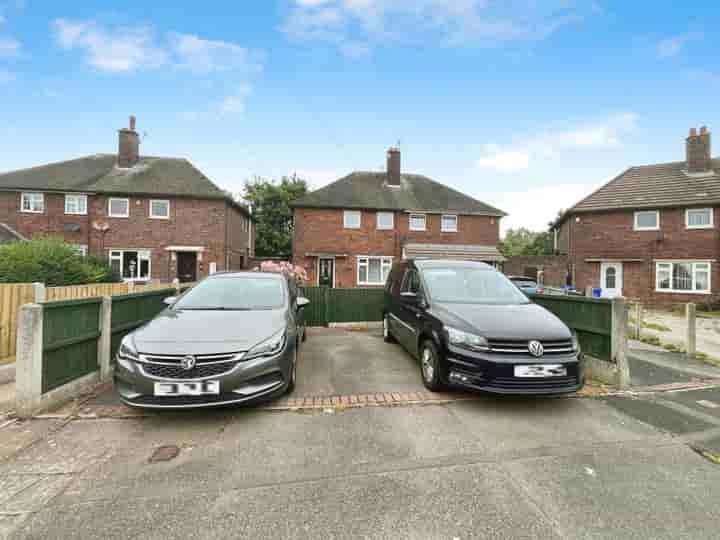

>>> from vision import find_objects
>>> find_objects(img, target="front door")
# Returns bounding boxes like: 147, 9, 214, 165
600, 262, 622, 298
177, 252, 197, 283
318, 258, 334, 287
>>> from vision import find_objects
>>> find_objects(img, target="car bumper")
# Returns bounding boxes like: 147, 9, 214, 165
114, 343, 295, 409
445, 347, 585, 395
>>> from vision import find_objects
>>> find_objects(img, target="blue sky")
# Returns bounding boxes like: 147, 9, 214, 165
1, 1, 718, 233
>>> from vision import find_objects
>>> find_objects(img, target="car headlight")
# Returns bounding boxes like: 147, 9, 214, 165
117, 338, 138, 371
244, 329, 286, 361
571, 331, 580, 352
446, 327, 489, 352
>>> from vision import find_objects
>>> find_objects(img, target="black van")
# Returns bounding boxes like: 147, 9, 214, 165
383, 259, 584, 394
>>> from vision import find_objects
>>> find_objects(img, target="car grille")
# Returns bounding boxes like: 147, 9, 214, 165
487, 339, 574, 355
488, 376, 579, 390
137, 352, 242, 380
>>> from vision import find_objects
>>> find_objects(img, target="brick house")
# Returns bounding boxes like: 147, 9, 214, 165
552, 126, 718, 304
0, 117, 254, 283
292, 147, 506, 288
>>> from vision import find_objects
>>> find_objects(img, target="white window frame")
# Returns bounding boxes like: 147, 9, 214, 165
149, 199, 170, 220
441, 214, 458, 233
20, 192, 44, 214
64, 194, 88, 215
108, 197, 130, 218
344, 210, 361, 229
633, 210, 660, 231
73, 244, 88, 257
109, 249, 152, 282
376, 211, 394, 230
655, 260, 711, 294
357, 256, 393, 286
409, 213, 426, 231
685, 208, 713, 229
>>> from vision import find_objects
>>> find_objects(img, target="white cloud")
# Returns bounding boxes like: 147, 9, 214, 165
656, 32, 702, 59
218, 85, 252, 115
52, 18, 167, 72
170, 33, 262, 74
0, 36, 19, 57
476, 112, 639, 173
0, 69, 15, 84
0, 14, 5, 25
283, 0, 593, 55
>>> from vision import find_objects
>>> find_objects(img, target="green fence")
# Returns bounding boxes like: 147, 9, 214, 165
300, 287, 385, 326
42, 298, 102, 393
110, 288, 176, 360
529, 294, 612, 361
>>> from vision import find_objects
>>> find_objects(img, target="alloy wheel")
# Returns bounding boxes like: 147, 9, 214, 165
421, 346, 434, 382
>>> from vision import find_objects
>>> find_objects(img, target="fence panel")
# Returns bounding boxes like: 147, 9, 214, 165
328, 288, 385, 323
300, 287, 329, 326
110, 288, 176, 360
530, 294, 612, 361
0, 283, 35, 363
42, 298, 101, 393
47, 283, 129, 301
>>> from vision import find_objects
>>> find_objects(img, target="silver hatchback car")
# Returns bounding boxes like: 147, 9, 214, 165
114, 272, 308, 409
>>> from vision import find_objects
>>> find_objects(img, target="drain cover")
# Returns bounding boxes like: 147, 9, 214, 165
149, 445, 180, 463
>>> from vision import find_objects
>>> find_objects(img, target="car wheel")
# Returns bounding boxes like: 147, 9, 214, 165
286, 345, 297, 394
302, 326, 307, 342
420, 340, 445, 392
383, 314, 396, 343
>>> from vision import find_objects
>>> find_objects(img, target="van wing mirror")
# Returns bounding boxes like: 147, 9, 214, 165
297, 297, 310, 308
163, 296, 177, 306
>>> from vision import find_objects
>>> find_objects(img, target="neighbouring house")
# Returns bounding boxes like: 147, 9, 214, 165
552, 126, 718, 303
0, 116, 254, 283
291, 147, 506, 288
503, 255, 571, 288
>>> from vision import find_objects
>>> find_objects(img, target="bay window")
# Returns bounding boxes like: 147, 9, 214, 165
109, 249, 152, 281
357, 256, 393, 286
656, 261, 711, 294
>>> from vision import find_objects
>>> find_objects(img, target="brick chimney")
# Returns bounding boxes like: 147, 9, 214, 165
386, 146, 401, 186
686, 126, 712, 174
118, 115, 140, 168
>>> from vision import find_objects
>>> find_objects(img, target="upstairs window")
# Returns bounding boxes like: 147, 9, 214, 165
150, 199, 170, 219
108, 198, 130, 218
409, 213, 426, 231
634, 210, 659, 231
376, 211, 394, 230
344, 210, 361, 229
686, 208, 713, 229
64, 194, 87, 215
21, 192, 44, 213
441, 214, 458, 232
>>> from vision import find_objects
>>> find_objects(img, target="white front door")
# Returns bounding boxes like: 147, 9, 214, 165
600, 262, 623, 298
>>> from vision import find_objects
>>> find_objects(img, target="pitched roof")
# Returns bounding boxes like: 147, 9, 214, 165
0, 154, 249, 213
568, 158, 720, 214
404, 242, 505, 262
292, 171, 506, 216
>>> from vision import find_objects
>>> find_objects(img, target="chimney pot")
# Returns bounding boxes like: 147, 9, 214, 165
690, 127, 697, 137
386, 146, 401, 186
700, 125, 708, 135
686, 126, 712, 174
118, 116, 140, 168
129, 115, 136, 131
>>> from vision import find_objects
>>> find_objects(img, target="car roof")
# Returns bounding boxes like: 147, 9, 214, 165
410, 259, 495, 270
208, 271, 286, 280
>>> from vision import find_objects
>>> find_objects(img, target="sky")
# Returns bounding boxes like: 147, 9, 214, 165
1, 1, 719, 234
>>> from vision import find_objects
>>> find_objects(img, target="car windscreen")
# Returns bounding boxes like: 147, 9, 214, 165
423, 267, 531, 305
512, 280, 537, 288
172, 276, 286, 310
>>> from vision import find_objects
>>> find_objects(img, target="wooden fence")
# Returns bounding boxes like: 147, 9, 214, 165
300, 287, 385, 327
0, 283, 35, 364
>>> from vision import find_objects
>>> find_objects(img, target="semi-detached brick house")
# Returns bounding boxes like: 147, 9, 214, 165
552, 126, 719, 304
0, 117, 254, 283
291, 147, 506, 288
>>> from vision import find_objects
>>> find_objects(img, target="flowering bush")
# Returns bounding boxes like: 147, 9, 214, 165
255, 260, 309, 284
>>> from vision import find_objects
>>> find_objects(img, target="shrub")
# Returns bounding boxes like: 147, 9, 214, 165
0, 238, 120, 286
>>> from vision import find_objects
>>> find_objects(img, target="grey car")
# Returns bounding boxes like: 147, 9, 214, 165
114, 271, 309, 409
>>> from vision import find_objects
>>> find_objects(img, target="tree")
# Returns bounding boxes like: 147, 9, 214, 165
243, 175, 308, 258
0, 238, 119, 286
499, 228, 552, 257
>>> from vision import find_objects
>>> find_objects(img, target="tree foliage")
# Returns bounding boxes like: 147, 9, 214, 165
243, 175, 308, 258
499, 228, 553, 257
0, 238, 119, 286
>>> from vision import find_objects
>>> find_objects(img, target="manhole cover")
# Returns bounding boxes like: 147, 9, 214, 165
149, 445, 180, 463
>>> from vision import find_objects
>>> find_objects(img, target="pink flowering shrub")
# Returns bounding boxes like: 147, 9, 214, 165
255, 260, 309, 284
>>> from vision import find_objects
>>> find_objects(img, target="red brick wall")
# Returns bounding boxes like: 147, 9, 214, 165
503, 255, 570, 287
568, 208, 720, 304
0, 191, 252, 283
292, 208, 500, 288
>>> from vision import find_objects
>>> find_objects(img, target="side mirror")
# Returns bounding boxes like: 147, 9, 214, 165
163, 296, 177, 306
297, 297, 310, 308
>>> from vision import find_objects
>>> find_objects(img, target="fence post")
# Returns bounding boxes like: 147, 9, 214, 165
15, 304, 44, 418
686, 303, 696, 359
98, 296, 112, 382
33, 282, 46, 303
172, 278, 180, 294
127, 281, 135, 294
634, 302, 642, 340
611, 297, 630, 389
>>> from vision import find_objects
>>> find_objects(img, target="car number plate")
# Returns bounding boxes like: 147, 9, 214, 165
514, 365, 567, 378
154, 381, 220, 396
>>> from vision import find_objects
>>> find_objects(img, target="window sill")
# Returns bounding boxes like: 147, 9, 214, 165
441, 230, 458, 233
150, 216, 170, 220
685, 225, 714, 230
633, 228, 660, 232
65, 212, 88, 216
108, 215, 129, 219
409, 228, 426, 232
357, 282, 385, 287
20, 210, 44, 214
655, 289, 711, 295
